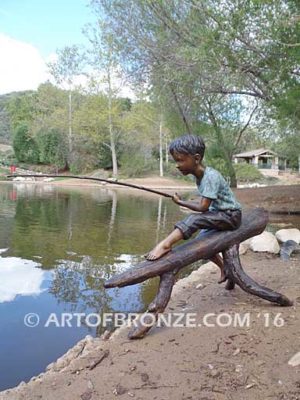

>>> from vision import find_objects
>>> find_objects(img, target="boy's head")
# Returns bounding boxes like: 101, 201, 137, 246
169, 134, 205, 159
169, 134, 206, 176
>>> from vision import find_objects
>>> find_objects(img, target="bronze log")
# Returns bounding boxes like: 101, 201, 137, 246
104, 208, 268, 288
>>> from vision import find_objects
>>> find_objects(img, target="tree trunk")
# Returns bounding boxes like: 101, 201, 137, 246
165, 135, 169, 165
159, 118, 163, 177
107, 66, 118, 178
226, 158, 237, 188
68, 90, 72, 168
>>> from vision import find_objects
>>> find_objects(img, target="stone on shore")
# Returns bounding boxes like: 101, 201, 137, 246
288, 352, 300, 367
249, 231, 280, 254
275, 228, 300, 244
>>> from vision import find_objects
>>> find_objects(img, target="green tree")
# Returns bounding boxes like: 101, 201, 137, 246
90, 0, 299, 185
48, 45, 85, 168
84, 18, 133, 178
36, 128, 67, 169
13, 124, 39, 163
7, 91, 36, 132
123, 99, 168, 176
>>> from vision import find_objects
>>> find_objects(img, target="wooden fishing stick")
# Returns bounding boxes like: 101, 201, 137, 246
6, 174, 174, 198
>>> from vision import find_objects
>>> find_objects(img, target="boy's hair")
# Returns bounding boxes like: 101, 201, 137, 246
169, 134, 205, 158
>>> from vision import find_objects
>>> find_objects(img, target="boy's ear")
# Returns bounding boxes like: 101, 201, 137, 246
194, 153, 202, 163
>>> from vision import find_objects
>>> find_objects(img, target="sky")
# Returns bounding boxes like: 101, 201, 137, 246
0, 0, 93, 94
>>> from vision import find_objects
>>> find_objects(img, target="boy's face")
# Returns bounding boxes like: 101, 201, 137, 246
171, 151, 201, 175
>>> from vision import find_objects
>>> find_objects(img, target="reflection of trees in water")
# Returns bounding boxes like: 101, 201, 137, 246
155, 197, 162, 244
49, 258, 112, 311
107, 190, 117, 248
49, 258, 114, 335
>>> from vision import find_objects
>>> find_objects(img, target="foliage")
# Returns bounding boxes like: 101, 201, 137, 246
69, 135, 101, 173
7, 91, 36, 131
120, 146, 158, 177
3, 1, 299, 176
90, 0, 300, 183
233, 163, 263, 182
13, 124, 40, 163
36, 128, 68, 168
0, 93, 13, 144
273, 134, 300, 170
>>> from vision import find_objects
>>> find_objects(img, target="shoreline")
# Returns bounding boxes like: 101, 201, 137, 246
2, 179, 300, 215
0, 252, 299, 399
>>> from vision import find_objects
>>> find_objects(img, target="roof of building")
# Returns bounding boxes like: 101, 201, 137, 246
233, 148, 278, 158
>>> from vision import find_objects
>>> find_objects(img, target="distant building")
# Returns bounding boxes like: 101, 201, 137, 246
233, 148, 286, 170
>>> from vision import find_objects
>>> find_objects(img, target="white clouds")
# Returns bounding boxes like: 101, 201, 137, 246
0, 255, 47, 303
0, 33, 49, 94
0, 33, 136, 98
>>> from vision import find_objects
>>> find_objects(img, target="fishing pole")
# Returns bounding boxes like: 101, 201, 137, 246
6, 174, 174, 199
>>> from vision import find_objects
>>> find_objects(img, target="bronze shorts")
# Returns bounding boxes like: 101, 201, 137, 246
174, 209, 242, 240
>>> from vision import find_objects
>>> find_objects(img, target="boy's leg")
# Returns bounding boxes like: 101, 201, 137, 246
196, 229, 226, 284
146, 210, 241, 261
175, 210, 241, 240
146, 228, 184, 260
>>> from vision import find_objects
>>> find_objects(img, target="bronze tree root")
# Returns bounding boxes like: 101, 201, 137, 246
222, 244, 293, 306
128, 271, 176, 339
104, 208, 293, 339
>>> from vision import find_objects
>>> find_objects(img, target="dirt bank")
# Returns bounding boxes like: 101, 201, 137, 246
1, 252, 299, 400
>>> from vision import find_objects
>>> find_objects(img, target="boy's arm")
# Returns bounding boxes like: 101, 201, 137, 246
173, 193, 211, 212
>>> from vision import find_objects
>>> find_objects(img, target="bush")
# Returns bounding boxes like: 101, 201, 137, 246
13, 124, 39, 163
233, 163, 263, 182
36, 128, 67, 168
120, 153, 158, 177
69, 136, 100, 174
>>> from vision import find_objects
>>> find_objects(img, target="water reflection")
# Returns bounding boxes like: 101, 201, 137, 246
0, 254, 49, 303
0, 183, 182, 390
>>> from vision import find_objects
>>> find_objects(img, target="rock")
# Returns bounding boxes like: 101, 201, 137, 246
249, 231, 280, 254
141, 373, 149, 382
239, 243, 249, 255
46, 362, 55, 371
112, 384, 127, 395
196, 283, 205, 290
288, 351, 300, 367
87, 380, 94, 390
233, 348, 240, 356
101, 330, 112, 340
210, 369, 220, 378
276, 228, 300, 244
81, 391, 93, 400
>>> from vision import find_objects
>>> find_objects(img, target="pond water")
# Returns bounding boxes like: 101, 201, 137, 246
0, 182, 189, 390
0, 182, 299, 391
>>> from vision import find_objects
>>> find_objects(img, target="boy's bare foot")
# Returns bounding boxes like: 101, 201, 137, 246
145, 242, 172, 260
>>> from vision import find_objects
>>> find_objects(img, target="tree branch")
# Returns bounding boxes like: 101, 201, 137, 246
234, 101, 258, 151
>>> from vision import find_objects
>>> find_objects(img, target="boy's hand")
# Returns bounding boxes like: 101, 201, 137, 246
172, 193, 182, 204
